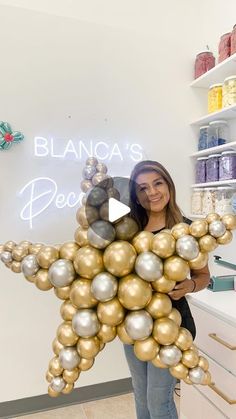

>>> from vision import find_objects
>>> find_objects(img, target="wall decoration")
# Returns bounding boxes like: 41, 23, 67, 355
0, 157, 235, 397
0, 121, 24, 150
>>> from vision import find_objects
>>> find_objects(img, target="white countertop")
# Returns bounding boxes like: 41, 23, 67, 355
187, 289, 236, 327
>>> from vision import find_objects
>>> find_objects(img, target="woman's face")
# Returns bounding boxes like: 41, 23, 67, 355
135, 171, 170, 213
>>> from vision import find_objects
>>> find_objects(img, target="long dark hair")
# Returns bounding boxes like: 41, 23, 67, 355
129, 160, 183, 229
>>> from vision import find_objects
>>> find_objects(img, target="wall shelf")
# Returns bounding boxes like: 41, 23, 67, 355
191, 179, 236, 188
191, 103, 236, 126
190, 140, 236, 157
190, 53, 236, 89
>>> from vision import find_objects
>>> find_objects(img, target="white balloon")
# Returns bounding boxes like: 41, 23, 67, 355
21, 254, 39, 277
176, 235, 199, 260
125, 310, 153, 340
209, 220, 226, 238
59, 347, 80, 370
0, 251, 12, 264
91, 272, 118, 302
48, 259, 75, 287
189, 366, 205, 384
159, 345, 182, 366
72, 309, 100, 338
50, 376, 66, 392
135, 252, 163, 282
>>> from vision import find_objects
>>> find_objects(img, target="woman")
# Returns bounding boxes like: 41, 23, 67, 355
124, 160, 210, 419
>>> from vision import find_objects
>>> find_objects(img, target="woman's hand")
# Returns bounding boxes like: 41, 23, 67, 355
168, 279, 194, 300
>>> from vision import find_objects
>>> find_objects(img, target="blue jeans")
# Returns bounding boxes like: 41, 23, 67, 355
124, 344, 178, 419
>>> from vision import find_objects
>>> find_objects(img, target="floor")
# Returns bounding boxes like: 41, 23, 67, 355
16, 392, 180, 419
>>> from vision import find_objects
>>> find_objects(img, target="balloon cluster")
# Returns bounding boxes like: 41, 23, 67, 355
1, 156, 236, 397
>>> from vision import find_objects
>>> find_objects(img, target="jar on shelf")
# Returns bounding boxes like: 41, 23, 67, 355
208, 83, 222, 113
222, 75, 236, 107
202, 188, 216, 215
198, 125, 209, 150
215, 187, 234, 215
218, 32, 231, 63
219, 150, 236, 180
194, 51, 215, 79
230, 24, 236, 55
206, 154, 220, 182
208, 120, 229, 148
195, 157, 207, 183
191, 188, 203, 215
232, 190, 236, 214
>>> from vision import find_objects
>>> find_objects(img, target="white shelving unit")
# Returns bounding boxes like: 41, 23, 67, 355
191, 103, 236, 126
191, 179, 236, 188
190, 140, 236, 157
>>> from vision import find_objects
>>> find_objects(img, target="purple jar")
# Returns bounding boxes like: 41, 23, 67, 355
206, 154, 220, 182
195, 157, 207, 183
219, 151, 236, 180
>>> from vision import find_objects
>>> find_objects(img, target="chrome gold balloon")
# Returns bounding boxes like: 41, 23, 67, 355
153, 318, 179, 345
167, 308, 182, 326
12, 245, 28, 262
132, 231, 154, 254
189, 220, 208, 238
217, 230, 233, 245
115, 216, 139, 241
198, 235, 218, 252
62, 383, 74, 394
198, 356, 209, 371
152, 232, 176, 258
77, 336, 100, 359
117, 321, 134, 344
97, 324, 117, 343
74, 246, 104, 279
164, 256, 190, 282
189, 251, 208, 270
97, 298, 125, 326
171, 223, 190, 239
170, 362, 188, 380
57, 321, 78, 346
80, 179, 93, 193
52, 338, 64, 356
48, 386, 60, 397
70, 278, 98, 308
221, 213, 236, 230
206, 213, 220, 223
11, 261, 22, 273
175, 327, 193, 351
60, 300, 78, 321
46, 370, 53, 383
182, 349, 199, 368
118, 274, 152, 310
202, 371, 212, 385
37, 246, 59, 269
35, 269, 53, 291
76, 205, 99, 229
134, 337, 159, 361
54, 286, 71, 300
74, 227, 89, 247
78, 357, 94, 371
103, 241, 136, 277
63, 368, 80, 384
49, 357, 63, 376
146, 293, 172, 319
29, 243, 44, 255
4, 240, 16, 252
151, 275, 176, 293
60, 242, 79, 260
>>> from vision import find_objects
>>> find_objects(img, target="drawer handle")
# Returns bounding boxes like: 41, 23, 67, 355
209, 333, 236, 350
209, 382, 236, 405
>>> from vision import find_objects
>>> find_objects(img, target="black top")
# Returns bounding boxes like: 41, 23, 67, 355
152, 216, 196, 339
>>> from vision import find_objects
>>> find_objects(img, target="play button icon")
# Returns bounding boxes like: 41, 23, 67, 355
108, 197, 130, 222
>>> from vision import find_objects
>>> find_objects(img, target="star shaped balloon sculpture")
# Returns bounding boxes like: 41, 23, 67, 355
1, 157, 236, 397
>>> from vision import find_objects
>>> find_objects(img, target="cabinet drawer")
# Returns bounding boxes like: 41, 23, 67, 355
189, 303, 236, 375
180, 382, 227, 419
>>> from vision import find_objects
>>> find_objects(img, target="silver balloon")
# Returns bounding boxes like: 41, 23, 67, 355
87, 187, 108, 207
82, 165, 97, 180
91, 272, 118, 302
176, 235, 199, 261
96, 163, 108, 174
209, 220, 226, 238
86, 157, 98, 166
59, 347, 80, 370
125, 310, 153, 340
0, 251, 12, 264
189, 366, 205, 384
159, 345, 182, 366
72, 309, 100, 338
21, 254, 39, 277
48, 259, 75, 288
87, 221, 116, 249
135, 252, 163, 282
50, 376, 66, 392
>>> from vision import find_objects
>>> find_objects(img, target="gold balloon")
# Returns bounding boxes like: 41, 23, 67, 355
74, 227, 89, 247
37, 246, 59, 269
146, 293, 172, 319
54, 286, 71, 300
206, 213, 220, 223
152, 353, 169, 368
134, 337, 160, 361
60, 241, 79, 260
92, 173, 113, 188
217, 230, 233, 244
4, 240, 16, 251
189, 251, 208, 270
198, 356, 209, 371
198, 235, 218, 252
182, 349, 199, 368
60, 300, 78, 321
11, 261, 22, 273
25, 274, 36, 283
171, 223, 190, 239
167, 308, 182, 326
74, 246, 104, 279
78, 357, 94, 371
117, 322, 134, 344
99, 202, 109, 221
118, 274, 152, 310
46, 370, 53, 383
151, 275, 176, 293
52, 338, 64, 356
48, 386, 60, 397
0, 244, 4, 253
12, 245, 28, 262
70, 278, 98, 308
184, 375, 193, 385
63, 368, 80, 384
80, 179, 93, 193
99, 341, 105, 351
19, 240, 31, 249
103, 241, 136, 277
153, 318, 179, 345
164, 256, 190, 282
189, 220, 208, 238
62, 383, 74, 394
35, 269, 53, 291
170, 362, 188, 379
152, 232, 176, 258
29, 243, 44, 255
221, 213, 236, 230
97, 324, 117, 343
49, 357, 63, 376
132, 231, 154, 253
76, 205, 99, 228
175, 327, 193, 351
115, 217, 139, 241
77, 337, 100, 359
202, 371, 212, 385
57, 321, 78, 346
86, 157, 98, 166
97, 298, 125, 326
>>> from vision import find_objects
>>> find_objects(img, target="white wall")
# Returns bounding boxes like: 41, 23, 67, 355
0, 0, 235, 403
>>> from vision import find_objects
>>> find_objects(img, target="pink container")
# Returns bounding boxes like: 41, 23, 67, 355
218, 32, 231, 63
194, 51, 215, 79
